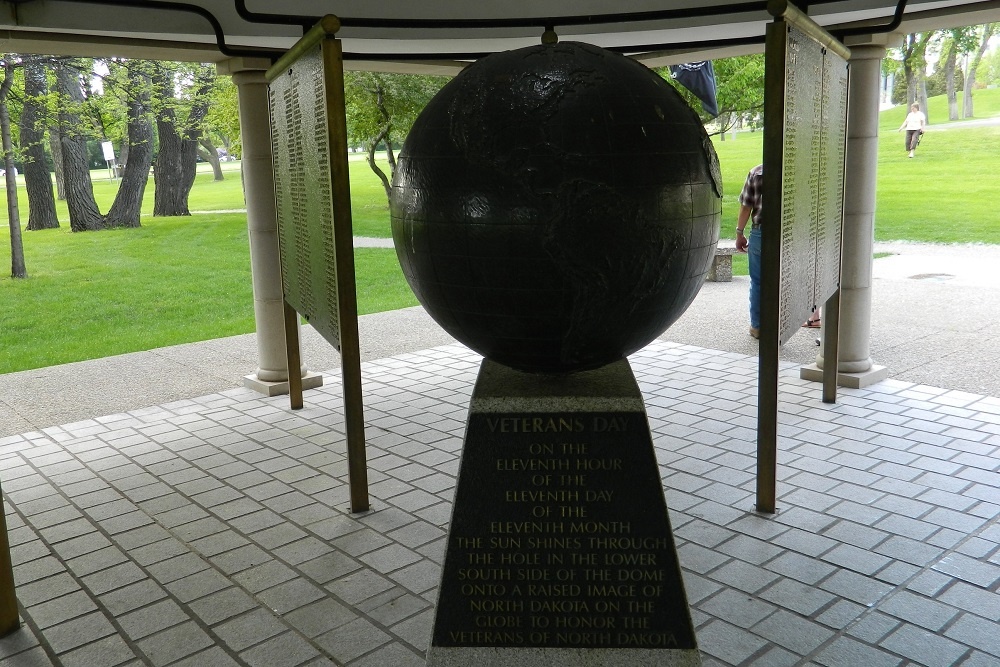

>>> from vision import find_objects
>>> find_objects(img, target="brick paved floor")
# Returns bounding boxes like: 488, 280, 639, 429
1, 342, 998, 666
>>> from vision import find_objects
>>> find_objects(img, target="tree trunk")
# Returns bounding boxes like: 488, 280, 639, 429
56, 61, 104, 231
199, 138, 224, 181
945, 43, 959, 121
964, 24, 995, 118
119, 135, 130, 170
48, 123, 66, 200
366, 124, 392, 200
1, 62, 26, 278
106, 66, 153, 228
152, 67, 190, 215
152, 65, 212, 216
21, 60, 60, 231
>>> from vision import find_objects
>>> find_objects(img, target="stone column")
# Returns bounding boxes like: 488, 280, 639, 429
801, 36, 893, 389
219, 58, 323, 396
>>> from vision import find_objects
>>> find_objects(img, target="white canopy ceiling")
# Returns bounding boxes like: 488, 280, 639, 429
1, 0, 998, 69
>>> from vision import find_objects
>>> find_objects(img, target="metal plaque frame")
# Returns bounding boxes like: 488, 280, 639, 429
266, 16, 369, 513
757, 0, 850, 513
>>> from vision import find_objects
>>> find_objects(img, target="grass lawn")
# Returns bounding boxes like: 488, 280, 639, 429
1, 88, 998, 373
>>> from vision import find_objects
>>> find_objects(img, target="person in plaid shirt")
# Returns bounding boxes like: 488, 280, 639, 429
735, 164, 763, 339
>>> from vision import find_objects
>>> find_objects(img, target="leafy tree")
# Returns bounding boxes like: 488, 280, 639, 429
937, 28, 978, 120
54, 59, 104, 231
204, 75, 240, 158
662, 55, 765, 138
105, 60, 154, 228
21, 58, 59, 231
53, 59, 156, 230
345, 72, 446, 199
152, 62, 214, 216
980, 45, 1000, 87
898, 33, 934, 121
0, 56, 26, 277
963, 24, 995, 118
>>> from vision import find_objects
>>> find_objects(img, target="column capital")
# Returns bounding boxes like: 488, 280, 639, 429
216, 57, 273, 77
844, 32, 902, 52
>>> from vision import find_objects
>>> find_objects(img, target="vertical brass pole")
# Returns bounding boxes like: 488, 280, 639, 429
322, 26, 370, 513
0, 494, 21, 636
822, 289, 841, 403
823, 61, 850, 406
282, 300, 304, 410
756, 18, 789, 515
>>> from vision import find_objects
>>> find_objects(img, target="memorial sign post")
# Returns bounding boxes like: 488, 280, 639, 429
758, 0, 851, 512
266, 16, 369, 513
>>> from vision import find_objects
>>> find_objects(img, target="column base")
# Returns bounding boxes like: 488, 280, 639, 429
244, 371, 324, 396
799, 363, 888, 389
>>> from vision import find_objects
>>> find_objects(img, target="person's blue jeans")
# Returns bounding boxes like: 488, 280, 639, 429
748, 227, 761, 329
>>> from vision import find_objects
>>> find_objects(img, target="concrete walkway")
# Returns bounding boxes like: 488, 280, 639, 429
0, 242, 999, 666
2, 241, 999, 438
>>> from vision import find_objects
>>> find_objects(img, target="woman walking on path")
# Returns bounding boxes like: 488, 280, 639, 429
898, 102, 926, 158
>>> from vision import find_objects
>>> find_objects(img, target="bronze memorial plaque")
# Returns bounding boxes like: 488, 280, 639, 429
269, 45, 343, 351
432, 411, 695, 649
776, 24, 848, 345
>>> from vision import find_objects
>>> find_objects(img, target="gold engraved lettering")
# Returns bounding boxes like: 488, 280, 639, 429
555, 631, 612, 645
615, 632, 678, 647
569, 521, 630, 534
490, 521, 565, 534
489, 537, 520, 549
527, 537, 580, 549
505, 490, 579, 502
496, 458, 570, 472
603, 552, 656, 566
555, 616, 616, 629
457, 568, 511, 581
470, 600, 524, 613
587, 584, 636, 597
449, 631, 524, 644
592, 416, 628, 432
576, 458, 623, 471
486, 417, 585, 433
526, 583, 581, 597
474, 615, 521, 628
500, 552, 540, 565
529, 600, 590, 613
589, 536, 668, 550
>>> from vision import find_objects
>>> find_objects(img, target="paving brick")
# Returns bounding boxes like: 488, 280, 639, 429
99, 579, 168, 616
284, 598, 358, 638
696, 618, 770, 666
57, 634, 136, 667
136, 621, 214, 666
760, 577, 838, 616
753, 609, 835, 655
316, 617, 392, 665
932, 553, 1000, 589
188, 586, 258, 626
240, 631, 322, 667
700, 588, 777, 628
118, 599, 189, 640
814, 635, 904, 667
879, 620, 967, 665
214, 608, 287, 652
166, 568, 232, 603
944, 612, 1000, 656
257, 577, 327, 615
45, 611, 117, 654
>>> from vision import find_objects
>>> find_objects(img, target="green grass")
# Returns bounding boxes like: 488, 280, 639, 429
713, 86, 1000, 245
1, 87, 998, 373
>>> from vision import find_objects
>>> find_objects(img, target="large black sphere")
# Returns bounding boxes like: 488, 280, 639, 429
391, 41, 722, 373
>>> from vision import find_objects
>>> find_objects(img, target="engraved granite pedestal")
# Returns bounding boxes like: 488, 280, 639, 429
426, 359, 701, 667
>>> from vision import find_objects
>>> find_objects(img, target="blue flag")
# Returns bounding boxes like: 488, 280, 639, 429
670, 61, 719, 117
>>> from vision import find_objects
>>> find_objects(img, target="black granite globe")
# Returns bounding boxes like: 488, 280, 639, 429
391, 41, 722, 373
